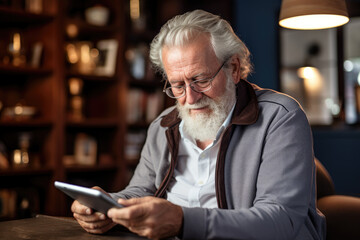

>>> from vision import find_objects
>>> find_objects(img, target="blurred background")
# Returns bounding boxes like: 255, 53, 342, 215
0, 0, 359, 220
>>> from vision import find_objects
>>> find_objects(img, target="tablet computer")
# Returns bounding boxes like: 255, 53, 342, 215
54, 181, 123, 214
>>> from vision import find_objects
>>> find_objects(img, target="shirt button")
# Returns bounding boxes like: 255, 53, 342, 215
198, 180, 204, 185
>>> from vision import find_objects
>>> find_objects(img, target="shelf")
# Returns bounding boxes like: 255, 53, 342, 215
64, 164, 118, 173
0, 167, 53, 177
0, 6, 54, 27
66, 118, 118, 128
0, 119, 53, 128
0, 64, 52, 76
66, 72, 116, 81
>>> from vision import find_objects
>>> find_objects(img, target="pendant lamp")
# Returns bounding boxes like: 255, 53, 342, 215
279, 0, 349, 30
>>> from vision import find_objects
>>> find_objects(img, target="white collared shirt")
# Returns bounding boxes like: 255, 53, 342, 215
166, 104, 235, 208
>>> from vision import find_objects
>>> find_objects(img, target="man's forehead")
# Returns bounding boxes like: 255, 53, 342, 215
162, 34, 215, 60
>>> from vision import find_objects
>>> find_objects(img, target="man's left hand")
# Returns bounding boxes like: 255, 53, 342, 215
107, 196, 183, 240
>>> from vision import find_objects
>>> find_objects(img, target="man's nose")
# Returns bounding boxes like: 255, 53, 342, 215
185, 86, 202, 104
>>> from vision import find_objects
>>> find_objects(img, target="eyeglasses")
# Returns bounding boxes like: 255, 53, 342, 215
162, 61, 227, 99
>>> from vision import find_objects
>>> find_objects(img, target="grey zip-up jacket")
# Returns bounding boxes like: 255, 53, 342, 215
111, 80, 326, 239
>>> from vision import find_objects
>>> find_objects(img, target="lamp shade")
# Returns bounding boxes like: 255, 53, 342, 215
279, 0, 349, 30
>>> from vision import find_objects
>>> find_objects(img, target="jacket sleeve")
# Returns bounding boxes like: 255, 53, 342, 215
110, 116, 167, 200
181, 107, 324, 239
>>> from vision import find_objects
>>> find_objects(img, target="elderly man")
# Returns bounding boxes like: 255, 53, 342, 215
71, 10, 325, 239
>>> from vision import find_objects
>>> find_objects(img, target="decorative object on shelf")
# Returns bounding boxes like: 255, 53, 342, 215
125, 130, 146, 164
129, 0, 147, 32
0, 188, 39, 220
25, 0, 43, 14
1, 102, 37, 121
65, 39, 118, 77
12, 133, 31, 168
84, 4, 110, 26
94, 39, 118, 77
74, 133, 97, 166
126, 43, 148, 80
4, 32, 26, 67
65, 41, 99, 75
68, 77, 84, 120
0, 189, 16, 219
29, 42, 43, 68
0, 141, 9, 169
279, 0, 349, 30
126, 89, 164, 124
65, 24, 79, 39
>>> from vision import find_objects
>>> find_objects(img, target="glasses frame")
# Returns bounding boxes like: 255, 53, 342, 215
162, 60, 227, 99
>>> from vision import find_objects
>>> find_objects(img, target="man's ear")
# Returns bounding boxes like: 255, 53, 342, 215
229, 55, 241, 84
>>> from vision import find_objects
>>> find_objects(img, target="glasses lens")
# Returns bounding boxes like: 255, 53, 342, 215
164, 88, 178, 98
191, 79, 212, 92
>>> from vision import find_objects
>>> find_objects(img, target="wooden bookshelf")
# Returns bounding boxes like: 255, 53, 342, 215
0, 0, 127, 219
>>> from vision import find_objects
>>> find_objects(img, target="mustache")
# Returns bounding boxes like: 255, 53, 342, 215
181, 96, 213, 110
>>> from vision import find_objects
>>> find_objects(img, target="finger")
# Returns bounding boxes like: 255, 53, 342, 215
117, 198, 138, 207
71, 200, 92, 215
74, 211, 106, 222
117, 196, 152, 206
108, 203, 147, 221
77, 218, 115, 234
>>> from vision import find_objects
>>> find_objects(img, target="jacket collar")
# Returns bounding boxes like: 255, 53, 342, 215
160, 79, 259, 128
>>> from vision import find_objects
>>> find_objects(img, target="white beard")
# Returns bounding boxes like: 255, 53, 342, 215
177, 77, 236, 142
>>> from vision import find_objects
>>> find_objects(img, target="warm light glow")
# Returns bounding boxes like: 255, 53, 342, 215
280, 14, 349, 30
80, 44, 91, 63
66, 24, 78, 38
66, 44, 79, 64
13, 150, 21, 164
22, 152, 29, 164
13, 33, 21, 52
297, 66, 322, 92
69, 78, 84, 95
297, 67, 317, 79
14, 105, 23, 115
130, 0, 140, 20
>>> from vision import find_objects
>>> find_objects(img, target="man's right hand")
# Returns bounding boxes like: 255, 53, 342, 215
71, 187, 117, 234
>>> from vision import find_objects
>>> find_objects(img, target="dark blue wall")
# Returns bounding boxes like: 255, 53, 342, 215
233, 0, 360, 196
233, 0, 282, 90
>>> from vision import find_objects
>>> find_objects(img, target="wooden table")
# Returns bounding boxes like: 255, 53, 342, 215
0, 215, 146, 239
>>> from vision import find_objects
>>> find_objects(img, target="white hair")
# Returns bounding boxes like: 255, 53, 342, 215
150, 9, 252, 79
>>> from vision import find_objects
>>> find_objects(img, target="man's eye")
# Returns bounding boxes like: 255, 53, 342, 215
194, 79, 210, 87
171, 86, 184, 94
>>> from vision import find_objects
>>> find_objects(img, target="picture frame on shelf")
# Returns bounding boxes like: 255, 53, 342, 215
25, 0, 43, 14
74, 133, 97, 166
29, 42, 43, 68
94, 39, 118, 77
